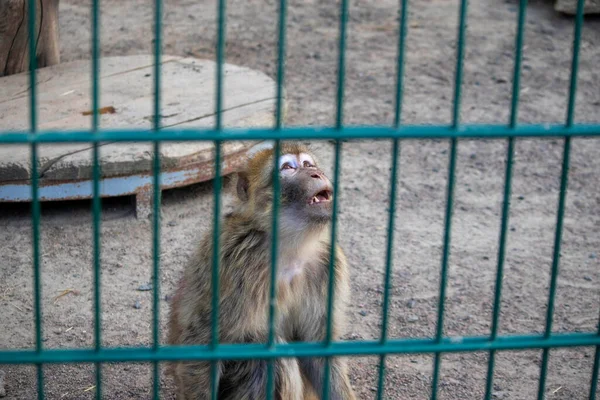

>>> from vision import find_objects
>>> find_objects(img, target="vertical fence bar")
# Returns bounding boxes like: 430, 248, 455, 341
375, 139, 400, 400
536, 134, 571, 400
266, 140, 281, 400
566, 0, 584, 128
275, 0, 287, 131
484, 1, 526, 398
430, 138, 457, 400
322, 0, 348, 398
334, 0, 348, 131
91, 0, 102, 398
322, 140, 342, 400
210, 142, 222, 400
375, 0, 408, 398
266, 0, 287, 397
431, 1, 467, 399
591, 310, 600, 400
152, 0, 163, 398
537, 0, 581, 397
27, 0, 44, 398
451, 0, 468, 130
210, 1, 226, 398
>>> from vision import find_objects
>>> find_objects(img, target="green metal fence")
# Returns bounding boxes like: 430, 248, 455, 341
0, 0, 599, 399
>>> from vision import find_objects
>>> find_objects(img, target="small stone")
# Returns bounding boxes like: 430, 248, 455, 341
483, 256, 490, 260
134, 300, 142, 309
590, 253, 597, 259
164, 294, 173, 302
470, 153, 477, 159
510, 227, 516, 232
144, 73, 151, 77
407, 299, 416, 309
54, 330, 62, 335
492, 391, 507, 399
406, 315, 419, 323
359, 310, 368, 316
168, 220, 177, 227
495, 77, 508, 84
583, 276, 592, 282
518, 195, 525, 200
137, 283, 153, 291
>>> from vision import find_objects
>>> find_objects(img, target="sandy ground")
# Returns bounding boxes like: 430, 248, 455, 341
1, 0, 600, 399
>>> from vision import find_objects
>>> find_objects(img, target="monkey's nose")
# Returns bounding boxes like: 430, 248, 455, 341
311, 173, 322, 179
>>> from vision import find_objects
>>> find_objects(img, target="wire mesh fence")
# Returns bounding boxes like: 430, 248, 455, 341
0, 0, 599, 399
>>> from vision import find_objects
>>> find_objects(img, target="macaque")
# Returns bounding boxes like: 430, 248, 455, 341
167, 141, 356, 400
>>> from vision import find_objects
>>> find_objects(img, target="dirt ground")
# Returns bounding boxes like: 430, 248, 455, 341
1, 0, 599, 398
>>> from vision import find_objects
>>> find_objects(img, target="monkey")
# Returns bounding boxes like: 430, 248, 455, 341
167, 141, 356, 400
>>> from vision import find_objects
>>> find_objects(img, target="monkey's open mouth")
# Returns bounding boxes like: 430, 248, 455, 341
309, 190, 332, 205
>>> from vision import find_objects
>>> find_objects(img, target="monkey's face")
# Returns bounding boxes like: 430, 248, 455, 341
278, 152, 334, 225
236, 144, 334, 228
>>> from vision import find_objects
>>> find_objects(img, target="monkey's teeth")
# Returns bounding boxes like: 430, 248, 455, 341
312, 196, 319, 204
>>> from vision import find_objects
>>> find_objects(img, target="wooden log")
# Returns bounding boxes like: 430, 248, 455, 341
0, 0, 60, 77
0, 55, 283, 219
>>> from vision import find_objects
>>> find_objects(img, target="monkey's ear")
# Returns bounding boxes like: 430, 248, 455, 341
236, 172, 250, 201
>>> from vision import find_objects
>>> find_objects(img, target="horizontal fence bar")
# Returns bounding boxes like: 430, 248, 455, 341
1, 124, 600, 144
1, 333, 599, 365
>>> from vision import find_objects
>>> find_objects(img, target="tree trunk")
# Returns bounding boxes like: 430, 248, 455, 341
0, 0, 60, 77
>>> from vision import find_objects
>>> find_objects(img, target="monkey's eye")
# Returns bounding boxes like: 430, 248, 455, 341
303, 160, 314, 168
281, 162, 295, 170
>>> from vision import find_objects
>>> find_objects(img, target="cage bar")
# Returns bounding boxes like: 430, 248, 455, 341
150, 0, 164, 398
591, 311, 600, 400
2, 333, 599, 365
266, 138, 281, 400
322, 0, 349, 397
536, 137, 571, 400
26, 0, 44, 398
2, 124, 600, 145
375, 139, 400, 400
266, 1, 288, 395
537, 0, 582, 397
431, 0, 468, 397
91, 0, 102, 398
209, 1, 227, 398
0, 0, 598, 396
375, 0, 409, 397
322, 140, 343, 400
484, 0, 526, 398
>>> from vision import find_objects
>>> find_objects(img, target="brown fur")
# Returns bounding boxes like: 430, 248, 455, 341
167, 142, 356, 399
